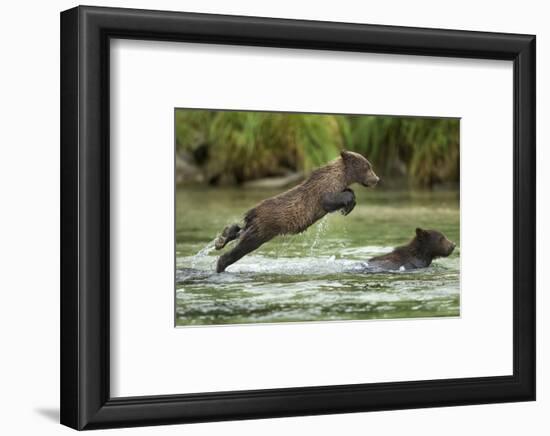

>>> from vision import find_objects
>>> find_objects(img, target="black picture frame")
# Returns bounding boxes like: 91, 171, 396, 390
60, 5, 536, 430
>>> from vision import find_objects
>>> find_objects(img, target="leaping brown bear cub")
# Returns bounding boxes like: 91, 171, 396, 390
215, 151, 379, 272
368, 228, 456, 270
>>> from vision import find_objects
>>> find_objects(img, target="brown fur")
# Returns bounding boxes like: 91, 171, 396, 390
246, 160, 348, 239
216, 151, 378, 272
369, 228, 456, 270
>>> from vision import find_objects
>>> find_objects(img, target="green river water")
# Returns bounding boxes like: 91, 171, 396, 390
176, 187, 460, 326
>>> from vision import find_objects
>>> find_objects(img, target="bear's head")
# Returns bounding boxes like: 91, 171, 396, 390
415, 228, 456, 258
340, 150, 379, 187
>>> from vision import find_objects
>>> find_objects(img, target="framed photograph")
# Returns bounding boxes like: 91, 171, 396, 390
60, 6, 536, 430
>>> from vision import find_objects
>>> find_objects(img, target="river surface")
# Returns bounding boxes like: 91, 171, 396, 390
176, 187, 460, 326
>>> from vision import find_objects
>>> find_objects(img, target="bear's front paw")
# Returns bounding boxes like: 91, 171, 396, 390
341, 200, 356, 215
340, 190, 356, 216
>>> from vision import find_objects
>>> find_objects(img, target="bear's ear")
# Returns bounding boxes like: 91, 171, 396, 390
416, 228, 426, 239
340, 150, 353, 161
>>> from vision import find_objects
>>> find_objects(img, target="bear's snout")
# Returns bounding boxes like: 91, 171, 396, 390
448, 241, 456, 254
364, 174, 380, 187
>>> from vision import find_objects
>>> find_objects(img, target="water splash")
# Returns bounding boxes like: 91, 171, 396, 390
190, 239, 217, 268
223, 253, 357, 275
309, 216, 329, 255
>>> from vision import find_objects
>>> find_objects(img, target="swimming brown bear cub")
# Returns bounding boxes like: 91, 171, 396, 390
215, 151, 379, 272
368, 228, 456, 270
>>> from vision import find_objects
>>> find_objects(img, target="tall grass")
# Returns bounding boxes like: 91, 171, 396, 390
342, 116, 459, 186
175, 109, 459, 187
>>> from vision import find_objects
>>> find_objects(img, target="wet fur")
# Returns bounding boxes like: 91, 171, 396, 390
244, 160, 349, 239
216, 152, 378, 272
369, 228, 456, 270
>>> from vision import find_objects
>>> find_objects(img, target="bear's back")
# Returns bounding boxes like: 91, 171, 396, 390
249, 161, 348, 236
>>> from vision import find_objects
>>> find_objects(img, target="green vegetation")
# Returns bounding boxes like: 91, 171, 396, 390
175, 109, 459, 188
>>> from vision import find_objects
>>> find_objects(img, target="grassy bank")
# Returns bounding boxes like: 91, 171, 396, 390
175, 109, 459, 188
